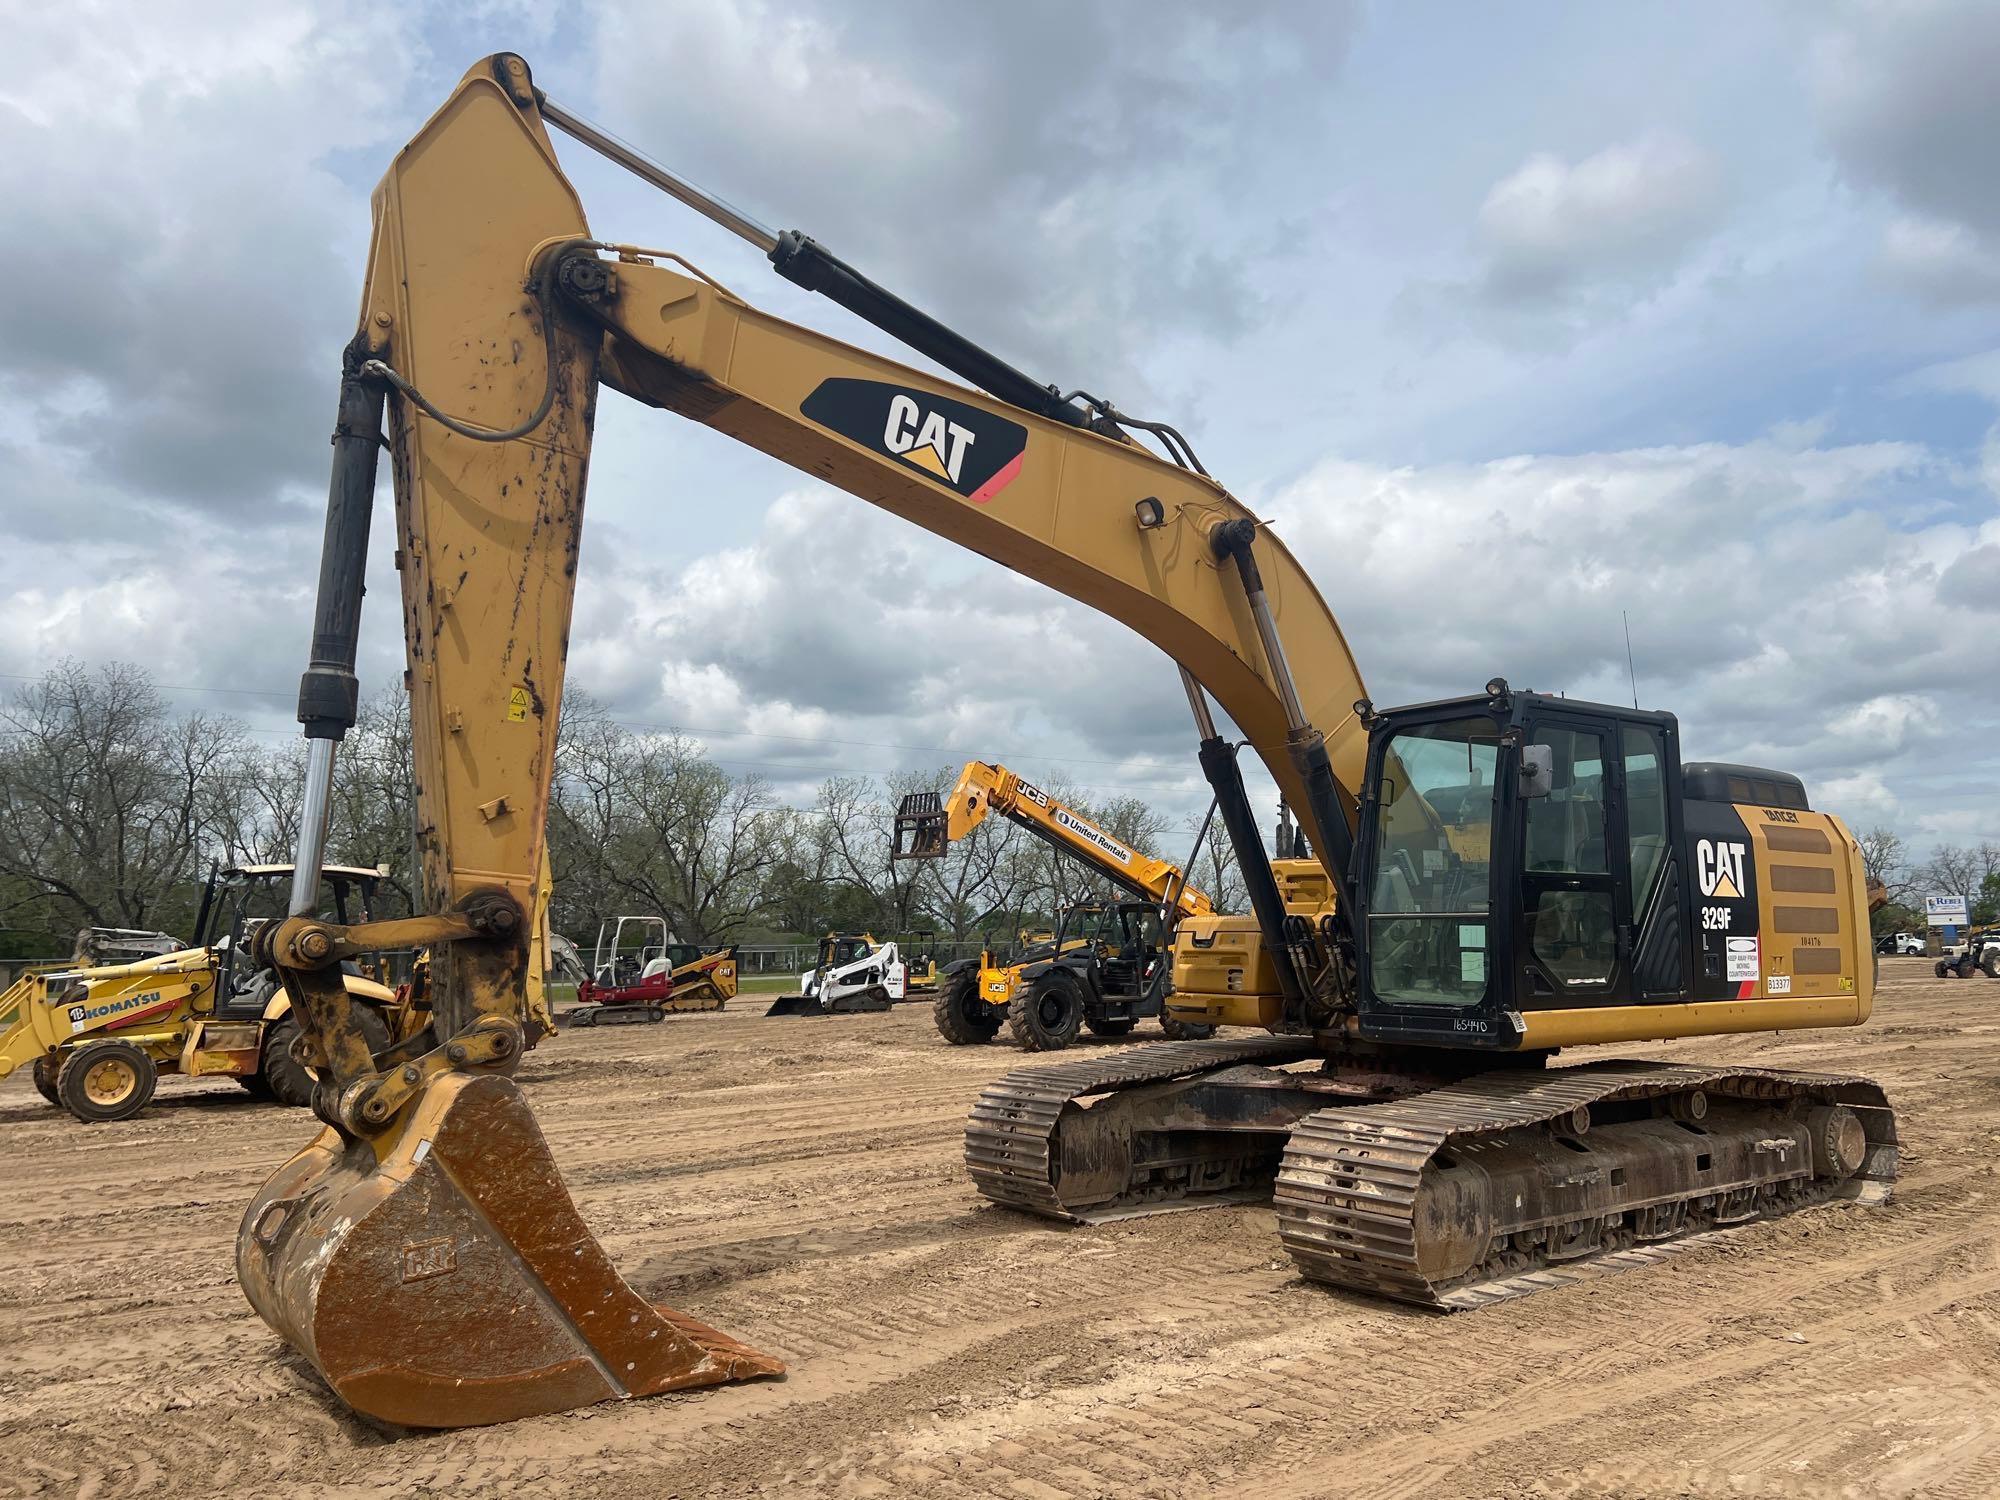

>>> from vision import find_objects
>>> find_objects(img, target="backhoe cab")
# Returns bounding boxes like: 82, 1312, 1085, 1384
0, 863, 403, 1122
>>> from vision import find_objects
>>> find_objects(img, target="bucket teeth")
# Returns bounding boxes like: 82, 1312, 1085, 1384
237, 1071, 781, 1429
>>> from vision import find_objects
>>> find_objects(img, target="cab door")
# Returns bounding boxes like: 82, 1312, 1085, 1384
1514, 715, 1636, 1006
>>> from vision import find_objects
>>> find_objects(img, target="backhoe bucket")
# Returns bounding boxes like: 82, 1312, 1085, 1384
891, 791, 948, 861
236, 1071, 782, 1428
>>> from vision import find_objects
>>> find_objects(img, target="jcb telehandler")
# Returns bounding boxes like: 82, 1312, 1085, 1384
235, 56, 1891, 1430
894, 761, 1217, 1048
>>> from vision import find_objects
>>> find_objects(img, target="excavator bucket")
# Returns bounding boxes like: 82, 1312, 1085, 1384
891, 791, 949, 861
237, 1071, 782, 1428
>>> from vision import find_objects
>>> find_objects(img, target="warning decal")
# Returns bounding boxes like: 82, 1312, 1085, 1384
1725, 936, 1759, 984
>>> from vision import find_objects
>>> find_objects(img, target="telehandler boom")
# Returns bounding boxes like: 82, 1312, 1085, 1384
894, 760, 1217, 1047
248, 55, 1893, 1430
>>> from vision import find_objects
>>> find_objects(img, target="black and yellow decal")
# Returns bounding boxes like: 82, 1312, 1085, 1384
801, 378, 1026, 503
1684, 802, 1761, 998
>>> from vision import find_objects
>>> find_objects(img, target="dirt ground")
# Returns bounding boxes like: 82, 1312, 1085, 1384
3, 957, 1997, 1498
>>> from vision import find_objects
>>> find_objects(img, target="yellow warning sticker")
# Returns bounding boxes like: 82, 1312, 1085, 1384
506, 687, 530, 722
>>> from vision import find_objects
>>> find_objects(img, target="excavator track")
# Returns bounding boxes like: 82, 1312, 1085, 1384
966, 1037, 1323, 1219
1275, 1061, 1896, 1310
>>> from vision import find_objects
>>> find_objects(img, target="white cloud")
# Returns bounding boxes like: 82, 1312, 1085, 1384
1263, 435, 1989, 836
1473, 134, 1727, 304
4, 2, 2000, 865
540, 426, 2000, 843
1880, 215, 2000, 305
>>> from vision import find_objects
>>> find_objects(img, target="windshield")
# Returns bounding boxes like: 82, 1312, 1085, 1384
1367, 716, 1499, 1007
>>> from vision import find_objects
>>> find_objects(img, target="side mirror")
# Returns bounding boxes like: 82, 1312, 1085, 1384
1519, 744, 1555, 799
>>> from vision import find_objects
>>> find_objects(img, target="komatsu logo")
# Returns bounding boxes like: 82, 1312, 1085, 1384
1696, 840, 1747, 900
1054, 806, 1133, 866
65, 989, 164, 1032
801, 378, 1027, 503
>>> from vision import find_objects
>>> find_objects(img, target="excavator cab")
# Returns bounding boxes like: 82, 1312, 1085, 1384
1342, 682, 1871, 1050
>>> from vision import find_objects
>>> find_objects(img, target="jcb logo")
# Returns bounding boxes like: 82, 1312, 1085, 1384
884, 395, 975, 485
1697, 840, 1747, 900
801, 378, 1027, 503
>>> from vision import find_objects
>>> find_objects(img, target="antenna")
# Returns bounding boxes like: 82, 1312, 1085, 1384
1623, 611, 1640, 709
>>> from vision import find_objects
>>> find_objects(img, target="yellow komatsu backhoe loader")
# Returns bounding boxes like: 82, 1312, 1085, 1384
0, 863, 403, 1121
243, 55, 1892, 1430
893, 760, 1219, 1047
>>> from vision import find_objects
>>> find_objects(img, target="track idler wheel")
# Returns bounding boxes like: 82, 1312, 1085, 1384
236, 1071, 782, 1428
1805, 1105, 1866, 1180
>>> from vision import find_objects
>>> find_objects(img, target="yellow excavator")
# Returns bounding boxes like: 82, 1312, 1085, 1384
893, 760, 1218, 1047
241, 55, 1892, 1431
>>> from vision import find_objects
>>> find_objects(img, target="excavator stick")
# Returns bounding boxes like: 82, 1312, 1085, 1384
239, 1073, 780, 1428
891, 790, 949, 861
244, 57, 781, 1430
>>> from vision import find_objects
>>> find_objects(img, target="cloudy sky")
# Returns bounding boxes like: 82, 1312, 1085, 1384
4, 1, 1998, 852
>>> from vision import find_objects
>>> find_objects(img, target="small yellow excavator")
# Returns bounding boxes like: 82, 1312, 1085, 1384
238, 55, 1891, 1431
893, 761, 1217, 1048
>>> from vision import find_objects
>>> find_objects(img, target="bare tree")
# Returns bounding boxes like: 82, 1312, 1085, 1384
1185, 806, 1247, 914
1855, 827, 1913, 905
1917, 844, 1984, 918
0, 661, 245, 936
810, 772, 932, 933
630, 741, 782, 943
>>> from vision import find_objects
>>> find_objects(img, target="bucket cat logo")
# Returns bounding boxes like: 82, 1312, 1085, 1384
1696, 839, 1747, 900
801, 378, 1027, 503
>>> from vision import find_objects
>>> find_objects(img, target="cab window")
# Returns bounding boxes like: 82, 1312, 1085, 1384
1522, 725, 1615, 988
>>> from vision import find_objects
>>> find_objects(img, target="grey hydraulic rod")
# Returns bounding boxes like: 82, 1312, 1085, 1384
1179, 667, 1219, 741
539, 97, 780, 255
1162, 792, 1221, 929
1244, 587, 1309, 733
290, 738, 336, 915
